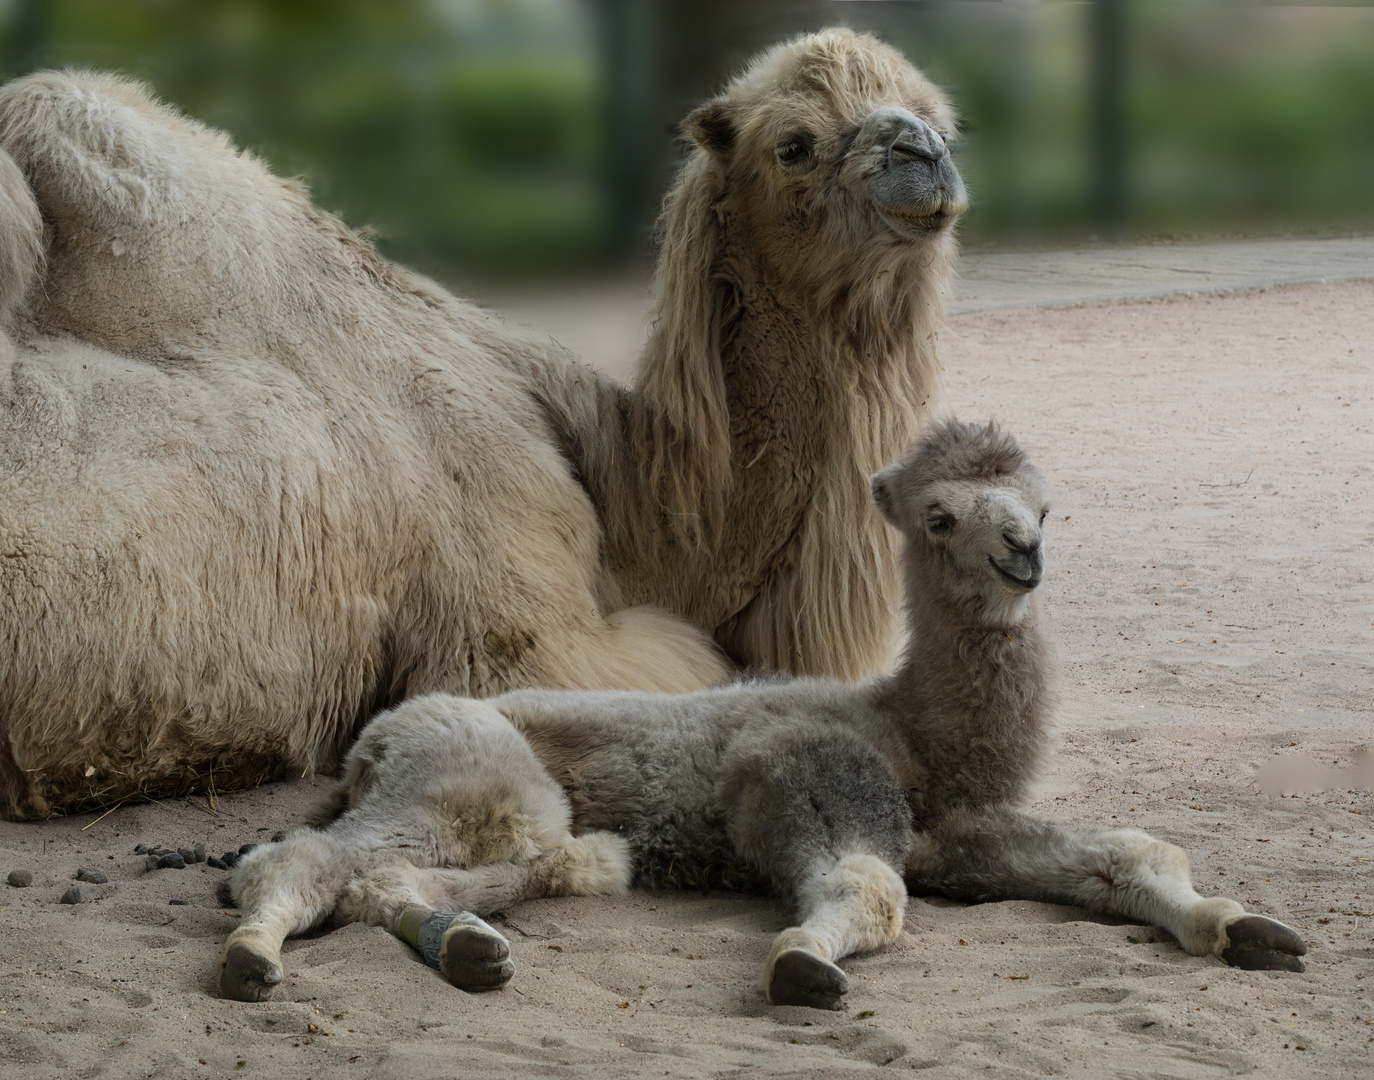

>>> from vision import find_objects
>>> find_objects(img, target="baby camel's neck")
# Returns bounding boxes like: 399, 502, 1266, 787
876, 577, 1051, 815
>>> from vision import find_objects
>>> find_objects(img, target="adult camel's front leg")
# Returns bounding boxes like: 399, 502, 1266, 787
906, 806, 1307, 972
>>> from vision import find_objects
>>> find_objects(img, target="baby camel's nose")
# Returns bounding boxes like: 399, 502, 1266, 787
1002, 531, 1039, 556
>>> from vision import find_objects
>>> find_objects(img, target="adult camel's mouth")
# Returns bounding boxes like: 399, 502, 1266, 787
882, 203, 961, 233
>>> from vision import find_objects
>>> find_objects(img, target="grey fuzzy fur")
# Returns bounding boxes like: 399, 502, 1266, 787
218, 420, 1308, 1007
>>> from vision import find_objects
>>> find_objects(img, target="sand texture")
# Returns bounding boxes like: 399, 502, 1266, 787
1, 280, 1371, 1079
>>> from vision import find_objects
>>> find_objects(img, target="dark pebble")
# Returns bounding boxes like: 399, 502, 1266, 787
59, 885, 81, 905
192, 843, 207, 863
169, 899, 190, 906
238, 844, 258, 856
272, 831, 288, 843
156, 854, 186, 870
75, 868, 108, 885
133, 843, 152, 855
6, 869, 33, 888
207, 857, 229, 870
177, 847, 197, 864
220, 851, 240, 868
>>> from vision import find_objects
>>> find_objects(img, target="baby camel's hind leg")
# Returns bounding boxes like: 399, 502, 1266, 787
219, 830, 368, 1002
907, 807, 1306, 971
719, 724, 913, 1009
336, 860, 528, 991
336, 831, 630, 993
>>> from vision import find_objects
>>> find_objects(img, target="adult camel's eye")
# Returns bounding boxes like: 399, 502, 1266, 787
1039, 510, 1048, 526
928, 513, 954, 535
776, 135, 814, 167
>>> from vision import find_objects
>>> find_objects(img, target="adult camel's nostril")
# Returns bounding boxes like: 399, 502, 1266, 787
889, 123, 947, 165
1002, 532, 1040, 556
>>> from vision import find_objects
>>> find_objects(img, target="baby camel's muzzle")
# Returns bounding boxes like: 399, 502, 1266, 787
991, 539, 1044, 591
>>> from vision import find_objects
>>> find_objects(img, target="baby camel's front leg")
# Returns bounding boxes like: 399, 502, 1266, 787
764, 853, 907, 1009
906, 806, 1306, 971
719, 723, 914, 1010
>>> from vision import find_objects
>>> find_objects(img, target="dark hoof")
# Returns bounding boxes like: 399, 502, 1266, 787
439, 924, 515, 992
1220, 916, 1307, 972
768, 950, 848, 1010
219, 942, 283, 1001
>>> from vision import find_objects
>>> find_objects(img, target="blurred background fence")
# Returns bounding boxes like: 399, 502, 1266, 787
2, 0, 1371, 286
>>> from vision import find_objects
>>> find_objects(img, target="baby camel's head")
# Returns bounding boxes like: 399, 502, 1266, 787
871, 419, 1050, 627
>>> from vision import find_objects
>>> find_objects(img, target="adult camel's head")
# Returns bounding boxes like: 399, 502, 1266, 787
681, 28, 965, 291
639, 30, 965, 550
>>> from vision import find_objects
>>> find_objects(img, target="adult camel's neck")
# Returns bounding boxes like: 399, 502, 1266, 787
623, 222, 951, 678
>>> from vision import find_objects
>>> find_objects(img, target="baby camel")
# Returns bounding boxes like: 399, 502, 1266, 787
219, 420, 1306, 1008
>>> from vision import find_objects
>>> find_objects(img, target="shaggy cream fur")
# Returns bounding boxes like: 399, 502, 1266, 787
0, 29, 965, 817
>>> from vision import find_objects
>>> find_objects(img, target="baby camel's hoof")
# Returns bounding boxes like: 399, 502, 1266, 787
439, 923, 515, 992
768, 950, 848, 1010
219, 942, 283, 1002
1219, 916, 1307, 972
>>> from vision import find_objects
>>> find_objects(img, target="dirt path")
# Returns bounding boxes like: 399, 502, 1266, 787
1, 280, 1370, 1079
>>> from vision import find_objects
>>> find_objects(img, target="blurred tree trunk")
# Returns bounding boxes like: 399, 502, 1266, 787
597, 0, 836, 266
1090, 0, 1127, 237
6, 0, 48, 76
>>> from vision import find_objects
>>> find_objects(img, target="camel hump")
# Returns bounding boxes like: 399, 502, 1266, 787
0, 146, 42, 329
0, 69, 252, 234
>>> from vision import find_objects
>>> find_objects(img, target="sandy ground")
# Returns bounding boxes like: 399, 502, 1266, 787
1, 279, 1371, 1080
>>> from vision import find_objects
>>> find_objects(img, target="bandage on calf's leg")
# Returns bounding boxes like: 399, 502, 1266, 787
396, 906, 465, 969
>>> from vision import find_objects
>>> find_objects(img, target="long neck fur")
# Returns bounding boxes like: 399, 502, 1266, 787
874, 542, 1053, 822
519, 151, 952, 679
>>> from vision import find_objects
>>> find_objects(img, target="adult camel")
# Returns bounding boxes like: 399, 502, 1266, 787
0, 29, 966, 817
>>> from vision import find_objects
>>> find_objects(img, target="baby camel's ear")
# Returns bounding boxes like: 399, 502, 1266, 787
684, 101, 736, 158
870, 465, 902, 527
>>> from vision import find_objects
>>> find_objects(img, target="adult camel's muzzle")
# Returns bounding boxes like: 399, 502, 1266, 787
860, 106, 968, 229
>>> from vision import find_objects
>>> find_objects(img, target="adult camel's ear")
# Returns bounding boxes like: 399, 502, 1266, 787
684, 102, 735, 158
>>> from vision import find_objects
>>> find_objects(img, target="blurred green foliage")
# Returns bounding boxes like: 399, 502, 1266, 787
2, 0, 605, 282
877, 1, 1374, 244
0, 1, 1370, 282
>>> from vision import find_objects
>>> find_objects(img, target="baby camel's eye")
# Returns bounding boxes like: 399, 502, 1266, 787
927, 513, 954, 535
776, 135, 815, 167
1039, 510, 1048, 526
